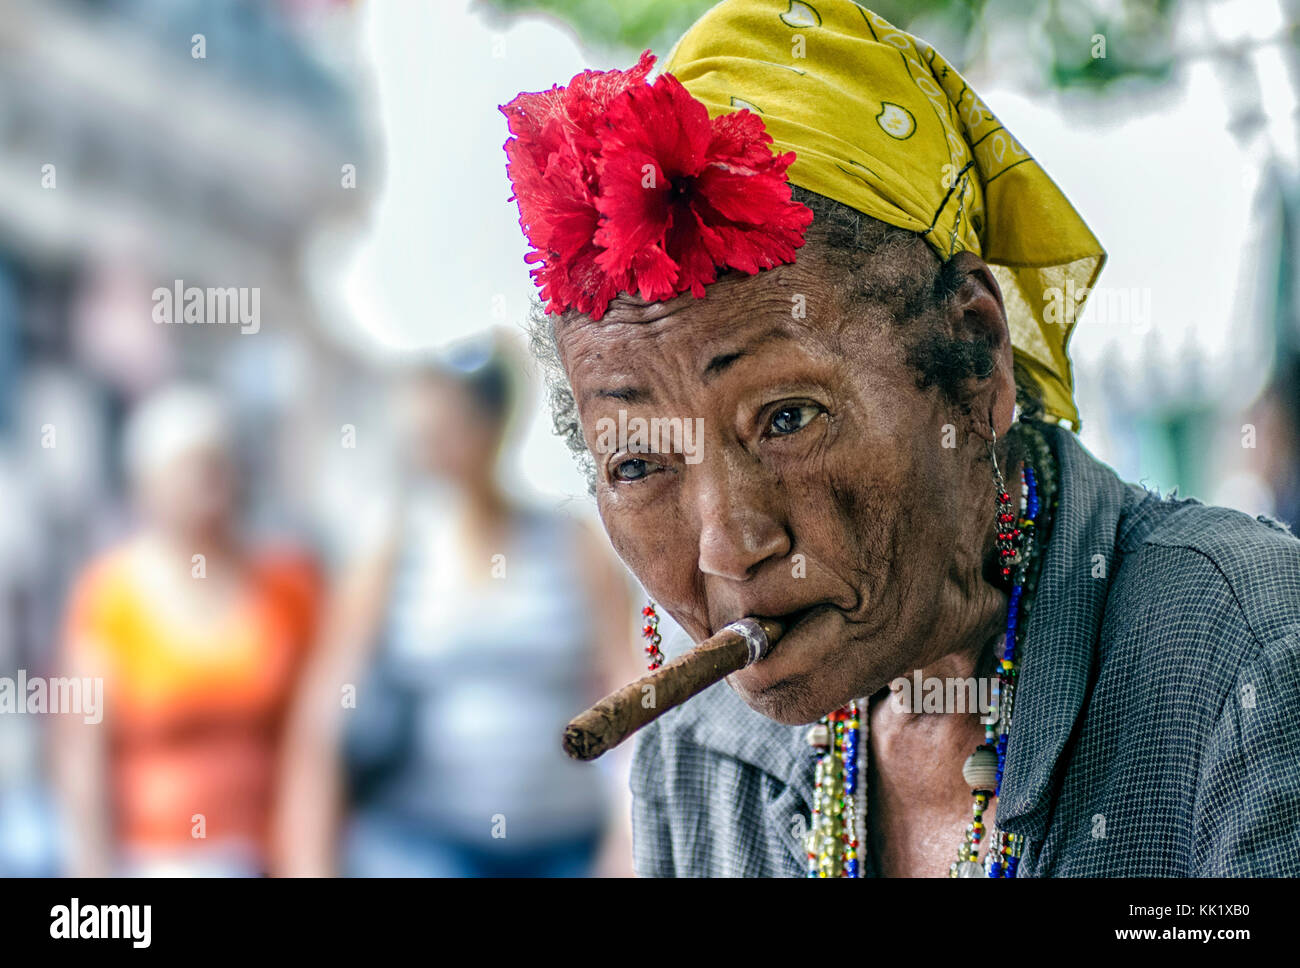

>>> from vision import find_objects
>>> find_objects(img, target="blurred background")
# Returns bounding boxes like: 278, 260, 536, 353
0, 0, 1296, 876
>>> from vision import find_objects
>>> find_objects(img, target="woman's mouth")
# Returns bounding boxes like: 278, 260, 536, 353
722, 603, 844, 714
752, 604, 832, 662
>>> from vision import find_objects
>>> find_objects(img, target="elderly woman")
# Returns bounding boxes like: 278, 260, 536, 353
502, 0, 1300, 877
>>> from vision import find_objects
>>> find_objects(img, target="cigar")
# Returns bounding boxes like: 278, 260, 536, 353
562, 616, 785, 761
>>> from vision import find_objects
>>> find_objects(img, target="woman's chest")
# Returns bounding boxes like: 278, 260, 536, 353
865, 753, 1000, 878
866, 809, 984, 877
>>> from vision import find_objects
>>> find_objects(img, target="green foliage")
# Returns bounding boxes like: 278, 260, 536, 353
483, 0, 718, 53
1043, 0, 1178, 90
484, 0, 972, 58
482, 0, 1181, 91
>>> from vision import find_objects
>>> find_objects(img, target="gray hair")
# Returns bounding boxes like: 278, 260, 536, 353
527, 299, 598, 489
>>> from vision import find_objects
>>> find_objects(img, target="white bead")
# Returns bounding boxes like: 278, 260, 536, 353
962, 745, 998, 790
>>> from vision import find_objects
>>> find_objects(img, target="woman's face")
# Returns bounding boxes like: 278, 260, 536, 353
557, 248, 1008, 725
139, 444, 237, 541
402, 375, 502, 485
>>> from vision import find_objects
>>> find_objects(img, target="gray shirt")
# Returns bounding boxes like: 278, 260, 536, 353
630, 423, 1300, 876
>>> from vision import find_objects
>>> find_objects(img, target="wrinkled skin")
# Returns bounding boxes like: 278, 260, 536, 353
556, 244, 1020, 729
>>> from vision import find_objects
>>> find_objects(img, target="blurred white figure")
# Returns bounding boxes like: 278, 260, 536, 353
277, 334, 639, 877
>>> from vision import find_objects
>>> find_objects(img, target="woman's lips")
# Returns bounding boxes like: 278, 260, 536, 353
752, 604, 832, 663
724, 604, 838, 696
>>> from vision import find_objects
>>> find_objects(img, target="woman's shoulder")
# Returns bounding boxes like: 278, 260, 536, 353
62, 542, 141, 641
1112, 495, 1300, 650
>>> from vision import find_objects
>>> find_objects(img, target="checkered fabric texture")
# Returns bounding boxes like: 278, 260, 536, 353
630, 423, 1300, 876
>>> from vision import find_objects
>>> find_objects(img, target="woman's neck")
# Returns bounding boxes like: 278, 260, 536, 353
863, 455, 1022, 875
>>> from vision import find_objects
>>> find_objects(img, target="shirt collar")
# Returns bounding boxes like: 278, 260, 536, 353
994, 424, 1151, 836
651, 642, 814, 870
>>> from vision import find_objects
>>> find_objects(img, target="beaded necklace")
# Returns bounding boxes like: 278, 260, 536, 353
804, 422, 1058, 878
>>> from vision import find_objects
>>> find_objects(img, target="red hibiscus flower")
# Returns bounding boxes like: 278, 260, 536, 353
500, 51, 655, 318
500, 52, 812, 319
594, 73, 812, 303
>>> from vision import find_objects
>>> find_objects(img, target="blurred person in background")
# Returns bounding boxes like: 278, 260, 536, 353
1254, 367, 1300, 529
52, 384, 321, 876
275, 334, 640, 877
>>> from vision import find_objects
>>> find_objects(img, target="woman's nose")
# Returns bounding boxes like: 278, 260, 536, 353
694, 461, 790, 582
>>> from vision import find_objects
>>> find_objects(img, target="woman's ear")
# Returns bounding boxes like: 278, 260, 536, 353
944, 251, 1015, 444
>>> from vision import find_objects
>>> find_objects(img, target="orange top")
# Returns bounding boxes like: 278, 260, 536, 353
64, 543, 320, 861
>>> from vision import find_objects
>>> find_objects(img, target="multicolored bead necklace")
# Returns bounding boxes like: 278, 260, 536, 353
803, 421, 1058, 878
806, 702, 862, 877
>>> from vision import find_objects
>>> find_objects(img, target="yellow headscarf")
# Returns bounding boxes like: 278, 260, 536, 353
665, 0, 1105, 430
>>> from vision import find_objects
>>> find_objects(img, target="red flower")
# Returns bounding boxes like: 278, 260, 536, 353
500, 52, 812, 319
501, 52, 654, 318
594, 73, 812, 303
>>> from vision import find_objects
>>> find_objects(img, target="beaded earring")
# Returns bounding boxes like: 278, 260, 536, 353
991, 427, 1024, 582
641, 601, 665, 670
951, 422, 1042, 877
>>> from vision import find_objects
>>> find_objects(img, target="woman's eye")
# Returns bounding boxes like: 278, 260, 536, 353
612, 457, 652, 482
767, 404, 822, 437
